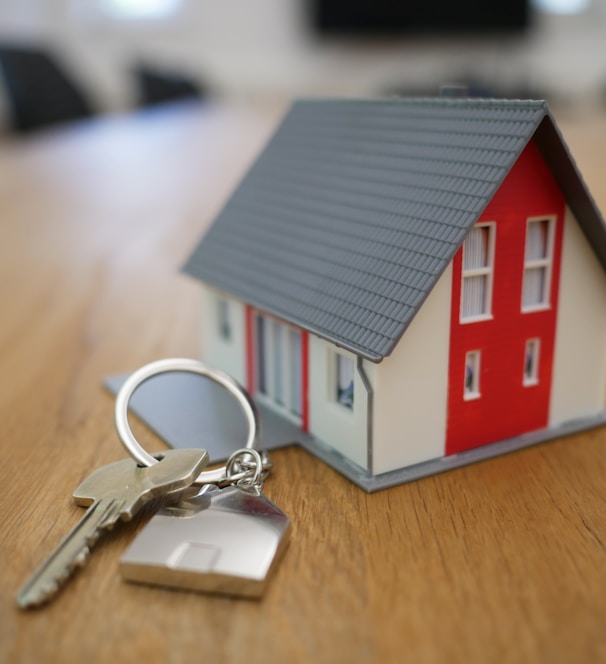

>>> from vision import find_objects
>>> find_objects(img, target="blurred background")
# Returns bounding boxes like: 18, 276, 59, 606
0, 0, 605, 132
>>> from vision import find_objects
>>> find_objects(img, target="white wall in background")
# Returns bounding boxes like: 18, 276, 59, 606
0, 0, 605, 121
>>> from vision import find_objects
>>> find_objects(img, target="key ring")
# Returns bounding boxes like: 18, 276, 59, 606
114, 357, 260, 486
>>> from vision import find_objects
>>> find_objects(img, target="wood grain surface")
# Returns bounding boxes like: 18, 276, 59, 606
1, 101, 605, 664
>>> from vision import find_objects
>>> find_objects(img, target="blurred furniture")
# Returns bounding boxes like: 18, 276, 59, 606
0, 43, 94, 133
132, 62, 203, 108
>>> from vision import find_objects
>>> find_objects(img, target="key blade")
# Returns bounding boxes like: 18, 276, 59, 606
17, 449, 209, 609
73, 448, 210, 518
17, 499, 121, 608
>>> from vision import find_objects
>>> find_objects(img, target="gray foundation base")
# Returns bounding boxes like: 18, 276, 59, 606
105, 372, 606, 493
298, 411, 606, 492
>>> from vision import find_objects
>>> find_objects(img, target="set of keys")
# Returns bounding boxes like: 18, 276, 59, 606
17, 359, 291, 609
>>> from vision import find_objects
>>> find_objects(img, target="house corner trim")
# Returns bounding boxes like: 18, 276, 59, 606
356, 356, 374, 475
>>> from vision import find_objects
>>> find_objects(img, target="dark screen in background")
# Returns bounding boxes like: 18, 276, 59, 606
309, 0, 529, 34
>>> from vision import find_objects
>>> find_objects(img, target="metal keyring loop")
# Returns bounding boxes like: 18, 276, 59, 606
114, 358, 260, 486
226, 448, 264, 487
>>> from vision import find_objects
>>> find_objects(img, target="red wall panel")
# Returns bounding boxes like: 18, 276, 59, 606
446, 140, 565, 454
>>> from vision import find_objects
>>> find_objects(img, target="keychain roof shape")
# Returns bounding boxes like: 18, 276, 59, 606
184, 97, 606, 491
184, 98, 606, 362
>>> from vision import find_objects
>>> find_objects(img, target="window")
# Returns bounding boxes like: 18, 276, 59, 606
217, 297, 231, 341
464, 351, 481, 399
522, 218, 554, 310
101, 0, 182, 20
69, 0, 184, 30
335, 353, 355, 409
523, 339, 540, 385
255, 314, 302, 418
461, 223, 495, 321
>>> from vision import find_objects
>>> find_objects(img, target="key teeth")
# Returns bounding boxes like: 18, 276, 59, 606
18, 543, 94, 609
28, 579, 60, 607
19, 573, 63, 608
19, 513, 117, 608
73, 547, 91, 568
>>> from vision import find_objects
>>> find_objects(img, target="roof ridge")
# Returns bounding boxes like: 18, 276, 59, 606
293, 97, 548, 109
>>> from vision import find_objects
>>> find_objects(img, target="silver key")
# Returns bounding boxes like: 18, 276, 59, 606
17, 448, 209, 609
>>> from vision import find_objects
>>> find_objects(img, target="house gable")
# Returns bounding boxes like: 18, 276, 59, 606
550, 208, 606, 424
446, 139, 566, 454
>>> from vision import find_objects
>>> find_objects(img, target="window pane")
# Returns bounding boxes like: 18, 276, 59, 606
523, 266, 547, 307
462, 275, 487, 317
464, 351, 481, 397
464, 226, 490, 269
524, 339, 540, 384
526, 220, 549, 260
256, 316, 267, 394
289, 329, 302, 415
217, 298, 231, 341
272, 321, 284, 404
465, 362, 474, 392
336, 354, 354, 409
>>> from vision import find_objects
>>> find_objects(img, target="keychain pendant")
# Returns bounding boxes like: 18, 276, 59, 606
120, 485, 290, 598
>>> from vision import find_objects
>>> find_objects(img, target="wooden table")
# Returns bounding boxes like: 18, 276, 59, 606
1, 101, 606, 664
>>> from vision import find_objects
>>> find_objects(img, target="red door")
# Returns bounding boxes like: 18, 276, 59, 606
446, 140, 565, 455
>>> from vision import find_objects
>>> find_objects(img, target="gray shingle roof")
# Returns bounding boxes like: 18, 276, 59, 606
184, 98, 606, 361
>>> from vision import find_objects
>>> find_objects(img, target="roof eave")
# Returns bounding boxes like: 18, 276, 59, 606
534, 113, 606, 273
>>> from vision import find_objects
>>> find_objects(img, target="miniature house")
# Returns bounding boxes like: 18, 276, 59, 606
184, 98, 606, 491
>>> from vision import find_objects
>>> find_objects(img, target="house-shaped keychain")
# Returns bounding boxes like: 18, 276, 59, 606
183, 98, 606, 491
121, 484, 290, 597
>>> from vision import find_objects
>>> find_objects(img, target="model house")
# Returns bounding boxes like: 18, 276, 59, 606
184, 98, 606, 491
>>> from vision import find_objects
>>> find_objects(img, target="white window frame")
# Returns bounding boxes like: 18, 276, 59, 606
333, 351, 355, 410
460, 222, 496, 323
254, 312, 302, 422
464, 350, 481, 400
523, 338, 541, 386
522, 216, 555, 312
